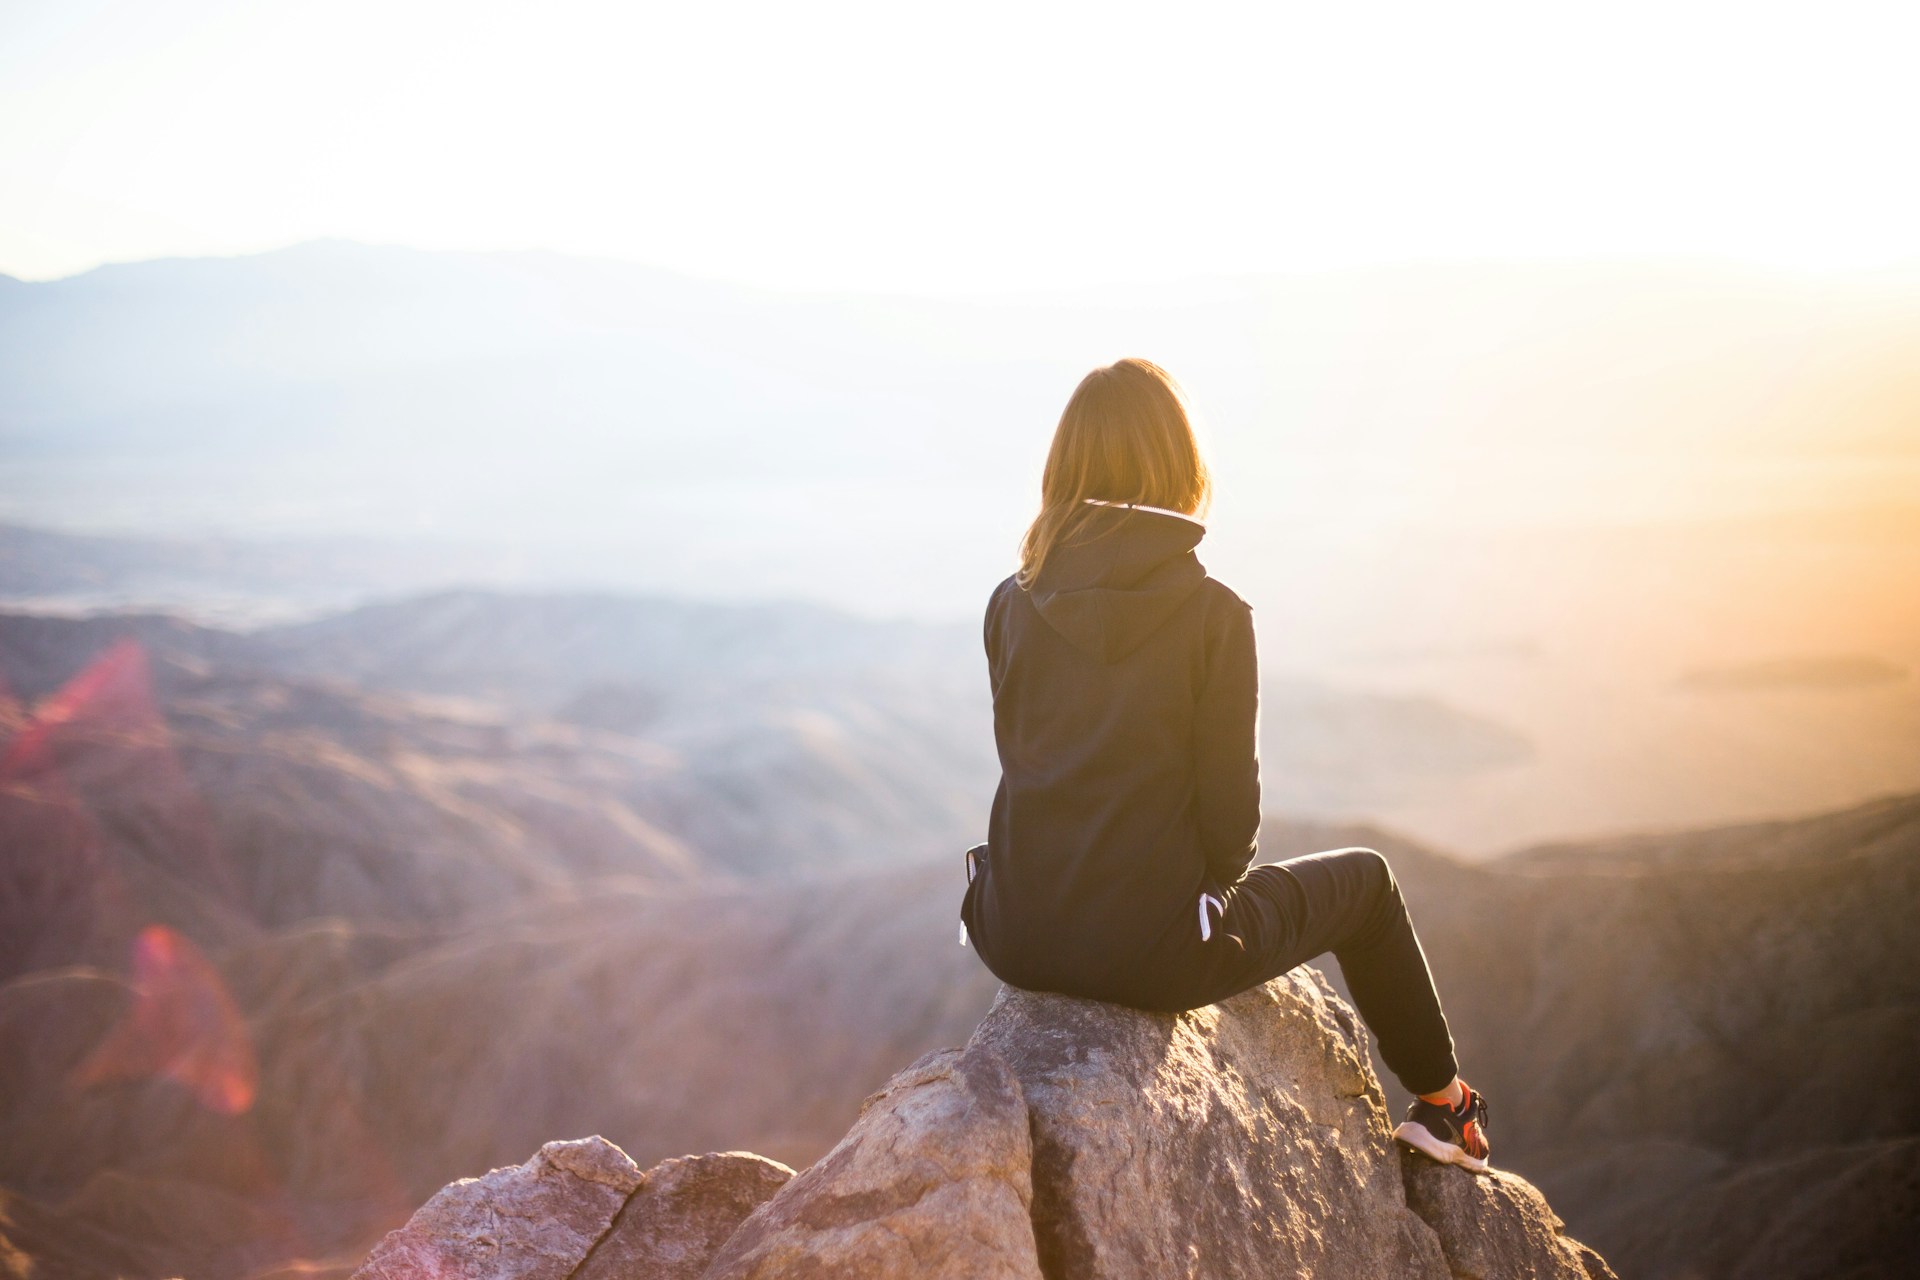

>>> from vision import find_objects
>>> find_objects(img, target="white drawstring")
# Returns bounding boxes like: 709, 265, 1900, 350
1082, 497, 1205, 526
1197, 892, 1225, 942
962, 849, 1229, 948
959, 846, 981, 946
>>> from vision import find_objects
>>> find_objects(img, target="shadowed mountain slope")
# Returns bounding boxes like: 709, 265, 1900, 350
1, 598, 1911, 1278
0, 603, 996, 882
1257, 796, 1920, 1280
0, 597, 1538, 877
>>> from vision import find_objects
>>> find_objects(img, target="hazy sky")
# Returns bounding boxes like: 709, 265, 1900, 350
3, 0, 1918, 291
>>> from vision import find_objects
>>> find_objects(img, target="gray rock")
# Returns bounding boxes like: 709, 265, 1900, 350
353, 1137, 643, 1280
1402, 1152, 1620, 1280
702, 1046, 1044, 1280
970, 971, 1452, 1280
576, 1151, 794, 1280
353, 1139, 795, 1280
357, 971, 1616, 1280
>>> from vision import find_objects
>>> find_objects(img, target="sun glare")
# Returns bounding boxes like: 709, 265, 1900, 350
2, 0, 1917, 290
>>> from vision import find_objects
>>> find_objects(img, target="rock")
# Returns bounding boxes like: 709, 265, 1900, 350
970, 972, 1450, 1280
353, 1137, 643, 1280
1402, 1153, 1619, 1280
711, 969, 1614, 1279
353, 1139, 794, 1280
703, 1046, 1043, 1280
359, 970, 1614, 1280
576, 1152, 794, 1280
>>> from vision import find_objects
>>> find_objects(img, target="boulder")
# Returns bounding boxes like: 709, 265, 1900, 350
703, 1045, 1042, 1279
354, 1137, 643, 1280
703, 968, 1613, 1279
1402, 1153, 1619, 1280
969, 972, 1448, 1279
353, 1140, 791, 1280
577, 1152, 794, 1280
358, 969, 1615, 1280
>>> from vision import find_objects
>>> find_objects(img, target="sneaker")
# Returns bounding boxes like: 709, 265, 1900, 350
1394, 1082, 1492, 1173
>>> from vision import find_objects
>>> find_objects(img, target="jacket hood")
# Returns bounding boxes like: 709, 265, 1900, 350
1027, 504, 1208, 663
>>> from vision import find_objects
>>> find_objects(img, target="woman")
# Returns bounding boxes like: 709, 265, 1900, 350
958, 357, 1491, 1172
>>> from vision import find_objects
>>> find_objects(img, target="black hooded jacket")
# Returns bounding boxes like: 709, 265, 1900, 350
962, 501, 1262, 1007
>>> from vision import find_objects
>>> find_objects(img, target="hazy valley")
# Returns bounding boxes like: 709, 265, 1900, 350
7, 244, 1920, 852
0, 592, 1914, 1278
2, 245, 1918, 1278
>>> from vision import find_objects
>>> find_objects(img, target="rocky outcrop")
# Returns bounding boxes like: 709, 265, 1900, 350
354, 1140, 791, 1280
703, 1045, 1041, 1280
354, 1138, 644, 1280
357, 969, 1612, 1280
970, 975, 1443, 1279
1402, 1153, 1614, 1280
574, 1153, 795, 1280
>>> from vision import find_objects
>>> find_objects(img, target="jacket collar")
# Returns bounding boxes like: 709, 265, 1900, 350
1028, 501, 1209, 663
1082, 497, 1206, 528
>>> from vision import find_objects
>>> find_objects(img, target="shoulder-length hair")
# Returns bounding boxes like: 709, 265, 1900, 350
1015, 357, 1213, 590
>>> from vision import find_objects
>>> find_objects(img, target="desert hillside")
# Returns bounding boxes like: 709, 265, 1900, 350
1259, 804, 1920, 1279
8, 245, 1920, 853
1, 599, 1914, 1278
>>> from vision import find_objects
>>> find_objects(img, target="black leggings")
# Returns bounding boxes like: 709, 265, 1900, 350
1186, 847, 1459, 1097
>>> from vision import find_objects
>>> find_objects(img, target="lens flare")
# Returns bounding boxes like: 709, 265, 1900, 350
72, 924, 260, 1115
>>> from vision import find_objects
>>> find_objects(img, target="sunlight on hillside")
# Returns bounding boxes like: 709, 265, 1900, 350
4, 3, 1920, 1276
3, 249, 1918, 851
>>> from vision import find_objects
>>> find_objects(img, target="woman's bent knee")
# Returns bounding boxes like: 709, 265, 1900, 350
1332, 846, 1397, 896
1335, 847, 1408, 943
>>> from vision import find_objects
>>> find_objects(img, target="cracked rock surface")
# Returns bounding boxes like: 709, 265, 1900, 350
703, 1044, 1043, 1279
352, 1140, 791, 1280
576, 1152, 795, 1280
355, 971, 1613, 1280
1401, 1151, 1618, 1280
353, 1137, 645, 1280
971, 971, 1450, 1280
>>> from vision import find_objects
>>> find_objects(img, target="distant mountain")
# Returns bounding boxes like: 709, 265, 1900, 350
252, 588, 977, 712
0, 522, 537, 625
1676, 654, 1909, 693
1262, 798, 1920, 1280
4, 593, 1911, 1277
8, 242, 1916, 468
0, 614, 708, 986
0, 241, 1045, 563
1, 588, 1538, 878
12, 512, 1920, 857
5, 786, 1911, 1278
7, 243, 1920, 855
248, 588, 1531, 817
5, 241, 1917, 610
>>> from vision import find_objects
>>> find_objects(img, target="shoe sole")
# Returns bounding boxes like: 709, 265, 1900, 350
1393, 1121, 1492, 1174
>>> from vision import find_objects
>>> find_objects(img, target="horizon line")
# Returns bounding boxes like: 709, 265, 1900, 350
9, 236, 1920, 300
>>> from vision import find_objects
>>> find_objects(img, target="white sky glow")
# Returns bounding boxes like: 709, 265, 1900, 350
2, 0, 1919, 290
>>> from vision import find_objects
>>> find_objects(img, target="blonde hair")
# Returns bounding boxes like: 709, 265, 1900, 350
1015, 358, 1213, 590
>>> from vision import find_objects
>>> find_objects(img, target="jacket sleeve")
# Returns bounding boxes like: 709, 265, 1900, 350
983, 578, 1009, 697
1192, 595, 1262, 885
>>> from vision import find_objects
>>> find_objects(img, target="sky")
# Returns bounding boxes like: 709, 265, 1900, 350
3, 0, 1919, 292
